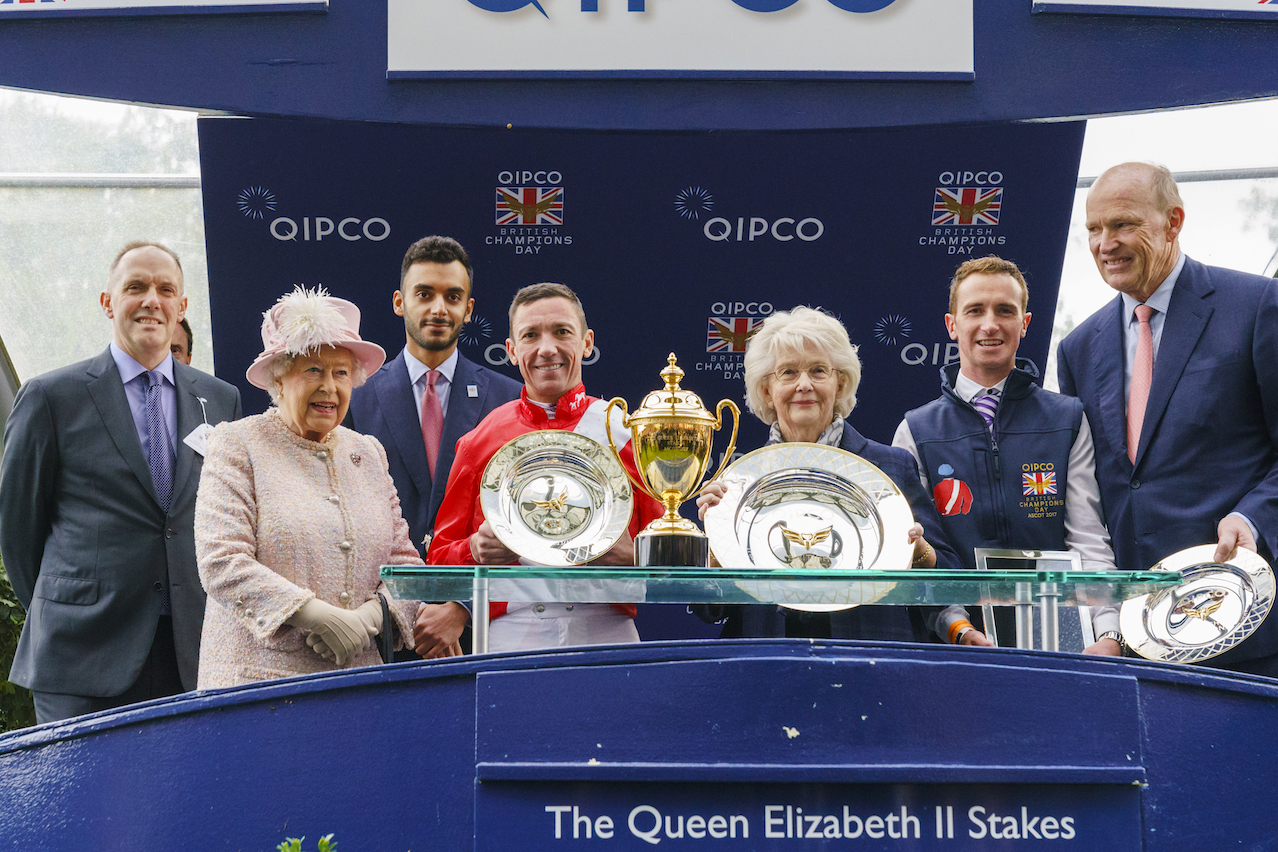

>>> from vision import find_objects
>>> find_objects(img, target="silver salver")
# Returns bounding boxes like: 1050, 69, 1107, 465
703, 443, 915, 611
480, 430, 633, 566
1121, 545, 1275, 663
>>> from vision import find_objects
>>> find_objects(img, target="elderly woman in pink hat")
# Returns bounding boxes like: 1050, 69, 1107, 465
195, 286, 424, 688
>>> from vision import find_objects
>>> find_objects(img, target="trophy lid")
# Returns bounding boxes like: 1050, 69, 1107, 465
632, 354, 718, 424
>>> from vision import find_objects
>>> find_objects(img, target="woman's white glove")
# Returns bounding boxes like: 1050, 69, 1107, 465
352, 596, 384, 639
286, 598, 378, 667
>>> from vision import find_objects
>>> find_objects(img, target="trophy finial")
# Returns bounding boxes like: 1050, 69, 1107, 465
661, 353, 684, 391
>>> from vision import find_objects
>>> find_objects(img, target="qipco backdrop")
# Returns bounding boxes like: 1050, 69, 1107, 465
199, 117, 1084, 455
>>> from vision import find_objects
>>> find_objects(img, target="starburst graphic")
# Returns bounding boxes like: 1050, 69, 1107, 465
873, 314, 912, 346
460, 315, 495, 348
237, 186, 277, 220
674, 186, 714, 220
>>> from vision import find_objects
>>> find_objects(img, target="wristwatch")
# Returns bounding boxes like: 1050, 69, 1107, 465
1097, 630, 1126, 652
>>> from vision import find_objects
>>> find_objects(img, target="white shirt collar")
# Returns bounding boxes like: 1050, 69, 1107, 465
1120, 251, 1184, 320
110, 341, 174, 385
404, 346, 459, 388
953, 369, 1007, 405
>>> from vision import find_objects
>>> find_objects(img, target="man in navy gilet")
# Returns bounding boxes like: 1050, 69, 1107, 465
892, 255, 1121, 655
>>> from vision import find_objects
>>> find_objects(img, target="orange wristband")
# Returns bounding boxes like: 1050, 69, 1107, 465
948, 619, 974, 645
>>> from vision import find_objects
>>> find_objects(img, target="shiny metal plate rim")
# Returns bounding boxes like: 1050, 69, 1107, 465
479, 429, 633, 567
704, 442, 916, 610
1120, 544, 1275, 663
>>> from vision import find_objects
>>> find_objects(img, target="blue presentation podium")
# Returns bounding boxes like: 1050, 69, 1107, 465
0, 569, 1273, 850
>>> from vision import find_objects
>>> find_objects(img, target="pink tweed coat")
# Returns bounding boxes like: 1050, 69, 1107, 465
195, 410, 420, 688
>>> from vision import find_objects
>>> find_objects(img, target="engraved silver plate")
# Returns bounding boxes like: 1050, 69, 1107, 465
480, 430, 634, 566
703, 443, 915, 611
1121, 545, 1275, 663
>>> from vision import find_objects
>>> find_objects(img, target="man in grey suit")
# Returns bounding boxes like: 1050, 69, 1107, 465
0, 242, 241, 723
347, 236, 522, 657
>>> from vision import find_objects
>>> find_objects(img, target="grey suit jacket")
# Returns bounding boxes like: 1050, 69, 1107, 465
0, 348, 241, 696
346, 349, 523, 557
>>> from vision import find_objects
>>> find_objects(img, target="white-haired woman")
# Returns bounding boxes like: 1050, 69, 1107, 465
195, 287, 425, 688
696, 306, 960, 640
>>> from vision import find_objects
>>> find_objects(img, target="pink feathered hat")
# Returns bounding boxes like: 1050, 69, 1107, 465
245, 286, 386, 390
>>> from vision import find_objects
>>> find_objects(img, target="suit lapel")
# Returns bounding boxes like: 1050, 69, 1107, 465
171, 363, 205, 503
1091, 297, 1130, 465
1135, 260, 1212, 467
378, 351, 433, 498
85, 349, 160, 506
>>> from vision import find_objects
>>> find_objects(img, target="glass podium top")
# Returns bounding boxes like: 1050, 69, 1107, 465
381, 565, 1181, 608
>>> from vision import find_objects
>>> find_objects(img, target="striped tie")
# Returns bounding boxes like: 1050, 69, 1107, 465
973, 389, 1000, 436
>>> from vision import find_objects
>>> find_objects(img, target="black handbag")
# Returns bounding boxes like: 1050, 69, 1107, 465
377, 594, 394, 664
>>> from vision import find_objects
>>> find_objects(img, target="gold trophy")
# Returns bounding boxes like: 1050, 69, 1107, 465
605, 354, 740, 567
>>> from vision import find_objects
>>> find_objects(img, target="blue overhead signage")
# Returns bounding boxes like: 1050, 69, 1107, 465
1034, 0, 1278, 18
386, 0, 973, 79
0, 0, 324, 16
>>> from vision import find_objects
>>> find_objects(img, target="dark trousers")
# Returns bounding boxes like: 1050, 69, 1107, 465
33, 615, 183, 724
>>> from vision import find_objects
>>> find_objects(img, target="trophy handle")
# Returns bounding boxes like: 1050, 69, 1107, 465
706, 399, 741, 484
604, 397, 659, 503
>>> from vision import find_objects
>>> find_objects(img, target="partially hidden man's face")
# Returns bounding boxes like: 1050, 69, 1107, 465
506, 297, 593, 405
171, 331, 192, 365
945, 271, 1030, 386
394, 260, 473, 361
100, 246, 187, 369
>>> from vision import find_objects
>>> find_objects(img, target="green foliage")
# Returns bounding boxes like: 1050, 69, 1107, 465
0, 560, 36, 732
276, 835, 337, 852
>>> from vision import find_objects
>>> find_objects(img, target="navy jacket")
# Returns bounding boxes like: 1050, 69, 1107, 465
1058, 256, 1278, 662
905, 361, 1081, 566
346, 349, 523, 558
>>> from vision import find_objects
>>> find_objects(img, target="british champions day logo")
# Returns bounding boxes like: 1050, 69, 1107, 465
918, 170, 1007, 257
699, 303, 773, 381
488, 170, 573, 254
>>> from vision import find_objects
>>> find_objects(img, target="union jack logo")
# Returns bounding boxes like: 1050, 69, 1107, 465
1022, 471, 1057, 496
706, 317, 763, 353
932, 187, 1003, 226
496, 187, 564, 225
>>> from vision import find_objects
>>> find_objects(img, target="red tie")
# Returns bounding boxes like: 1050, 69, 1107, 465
422, 370, 443, 478
1127, 304, 1154, 464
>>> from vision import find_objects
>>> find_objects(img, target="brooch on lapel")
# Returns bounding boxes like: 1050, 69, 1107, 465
350, 452, 362, 466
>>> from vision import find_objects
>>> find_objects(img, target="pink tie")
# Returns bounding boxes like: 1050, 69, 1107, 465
422, 370, 443, 478
1127, 304, 1154, 464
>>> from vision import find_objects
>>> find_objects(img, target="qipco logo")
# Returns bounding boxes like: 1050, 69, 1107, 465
467, 0, 896, 17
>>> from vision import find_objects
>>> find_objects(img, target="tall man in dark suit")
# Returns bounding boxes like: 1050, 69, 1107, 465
347, 236, 522, 657
0, 242, 242, 723
1058, 162, 1278, 675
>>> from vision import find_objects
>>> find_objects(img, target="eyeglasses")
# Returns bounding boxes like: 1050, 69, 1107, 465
772, 364, 835, 386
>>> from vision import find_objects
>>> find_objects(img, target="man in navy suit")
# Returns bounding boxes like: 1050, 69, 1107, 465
1, 242, 241, 722
347, 235, 522, 657
1058, 162, 1278, 675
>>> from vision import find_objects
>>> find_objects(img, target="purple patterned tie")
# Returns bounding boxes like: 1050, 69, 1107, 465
144, 371, 174, 614
973, 388, 1000, 436
144, 370, 173, 512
